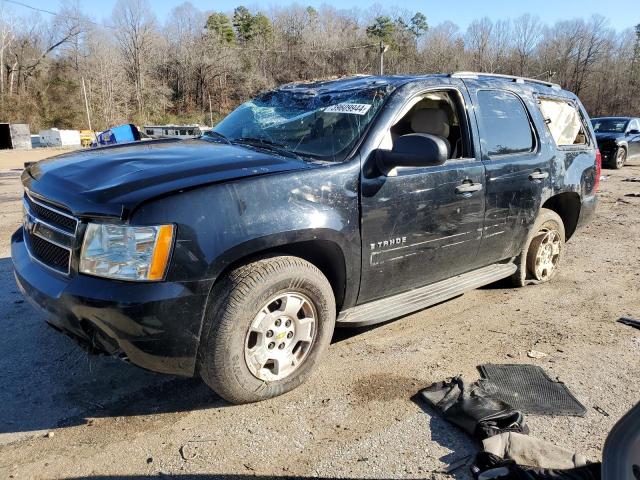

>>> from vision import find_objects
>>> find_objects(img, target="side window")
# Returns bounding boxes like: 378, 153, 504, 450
476, 90, 534, 156
381, 89, 471, 159
629, 120, 640, 132
538, 98, 589, 146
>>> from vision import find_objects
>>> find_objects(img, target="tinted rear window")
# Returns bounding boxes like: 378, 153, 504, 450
477, 90, 534, 156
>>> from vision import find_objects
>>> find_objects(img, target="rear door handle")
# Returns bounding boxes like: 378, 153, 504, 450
455, 181, 483, 195
529, 170, 549, 181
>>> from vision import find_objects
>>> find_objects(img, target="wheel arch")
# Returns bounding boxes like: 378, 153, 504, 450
208, 231, 352, 313
541, 192, 581, 240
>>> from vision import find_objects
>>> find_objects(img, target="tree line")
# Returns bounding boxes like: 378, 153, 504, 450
0, 0, 639, 132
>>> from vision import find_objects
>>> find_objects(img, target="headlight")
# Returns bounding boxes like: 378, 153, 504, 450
80, 223, 174, 281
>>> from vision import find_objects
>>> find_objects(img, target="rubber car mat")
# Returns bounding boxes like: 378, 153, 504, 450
477, 364, 586, 417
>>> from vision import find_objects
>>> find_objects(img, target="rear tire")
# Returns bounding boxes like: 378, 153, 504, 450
198, 256, 335, 404
511, 208, 565, 287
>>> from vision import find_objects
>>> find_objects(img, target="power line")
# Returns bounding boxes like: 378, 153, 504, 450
1, 0, 57, 16
0, 0, 378, 53
218, 42, 378, 54
2, 0, 58, 16
0, 0, 116, 30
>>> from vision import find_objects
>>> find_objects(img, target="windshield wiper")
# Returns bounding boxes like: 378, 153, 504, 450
233, 137, 304, 160
203, 130, 231, 144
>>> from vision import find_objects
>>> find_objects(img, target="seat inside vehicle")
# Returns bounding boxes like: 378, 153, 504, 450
390, 90, 466, 159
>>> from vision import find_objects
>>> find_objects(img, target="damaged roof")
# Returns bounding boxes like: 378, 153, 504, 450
276, 73, 570, 98
278, 74, 448, 95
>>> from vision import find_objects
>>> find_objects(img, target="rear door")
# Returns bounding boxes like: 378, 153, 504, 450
463, 81, 551, 266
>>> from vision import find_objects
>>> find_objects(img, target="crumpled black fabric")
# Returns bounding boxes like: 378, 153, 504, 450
471, 452, 601, 479
420, 376, 529, 440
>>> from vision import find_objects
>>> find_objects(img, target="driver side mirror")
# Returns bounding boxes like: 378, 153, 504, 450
628, 129, 640, 135
376, 134, 449, 171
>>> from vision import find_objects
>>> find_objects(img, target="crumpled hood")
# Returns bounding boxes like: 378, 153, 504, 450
23, 139, 317, 218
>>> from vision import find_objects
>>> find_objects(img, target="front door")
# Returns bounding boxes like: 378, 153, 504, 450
358, 82, 486, 304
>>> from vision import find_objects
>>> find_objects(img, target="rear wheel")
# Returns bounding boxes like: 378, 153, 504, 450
512, 209, 565, 287
198, 256, 335, 404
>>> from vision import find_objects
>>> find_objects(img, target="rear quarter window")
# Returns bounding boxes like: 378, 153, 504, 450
476, 90, 535, 157
538, 98, 590, 147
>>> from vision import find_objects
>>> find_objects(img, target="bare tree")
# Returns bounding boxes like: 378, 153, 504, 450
512, 14, 541, 76
0, 5, 14, 96
421, 22, 462, 73
466, 18, 493, 71
112, 0, 157, 122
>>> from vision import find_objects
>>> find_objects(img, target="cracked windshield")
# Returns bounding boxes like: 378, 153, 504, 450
210, 85, 393, 161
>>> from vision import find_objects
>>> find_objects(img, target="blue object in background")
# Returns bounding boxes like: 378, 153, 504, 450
94, 124, 141, 146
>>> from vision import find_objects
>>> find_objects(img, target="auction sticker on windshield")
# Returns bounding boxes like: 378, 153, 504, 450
324, 103, 372, 115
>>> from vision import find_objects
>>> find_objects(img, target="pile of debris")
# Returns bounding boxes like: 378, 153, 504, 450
420, 364, 600, 479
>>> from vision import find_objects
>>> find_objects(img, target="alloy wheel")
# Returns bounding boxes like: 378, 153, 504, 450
244, 292, 317, 381
528, 228, 562, 281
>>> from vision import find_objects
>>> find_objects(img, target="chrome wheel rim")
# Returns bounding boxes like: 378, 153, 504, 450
616, 149, 626, 168
531, 229, 561, 281
244, 292, 317, 382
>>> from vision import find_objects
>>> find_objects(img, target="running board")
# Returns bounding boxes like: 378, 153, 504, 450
337, 263, 517, 327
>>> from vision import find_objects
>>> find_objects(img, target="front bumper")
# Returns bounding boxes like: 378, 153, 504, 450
598, 145, 618, 164
11, 228, 212, 376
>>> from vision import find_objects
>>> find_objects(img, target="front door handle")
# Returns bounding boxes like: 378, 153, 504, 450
455, 181, 483, 195
529, 170, 549, 181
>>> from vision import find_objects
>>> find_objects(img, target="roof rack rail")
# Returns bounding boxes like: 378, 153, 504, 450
450, 71, 561, 90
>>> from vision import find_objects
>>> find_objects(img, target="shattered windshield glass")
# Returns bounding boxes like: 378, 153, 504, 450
209, 84, 393, 162
591, 119, 628, 134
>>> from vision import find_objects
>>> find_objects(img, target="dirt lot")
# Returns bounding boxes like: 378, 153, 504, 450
0, 148, 638, 479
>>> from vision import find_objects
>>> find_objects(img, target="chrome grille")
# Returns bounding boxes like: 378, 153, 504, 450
25, 195, 77, 233
28, 234, 71, 271
23, 193, 78, 275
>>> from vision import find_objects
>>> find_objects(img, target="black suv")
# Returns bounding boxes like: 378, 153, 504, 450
12, 73, 599, 403
591, 116, 640, 169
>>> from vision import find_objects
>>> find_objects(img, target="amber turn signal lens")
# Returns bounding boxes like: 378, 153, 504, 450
148, 225, 174, 280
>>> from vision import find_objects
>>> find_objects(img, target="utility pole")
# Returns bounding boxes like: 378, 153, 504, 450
631, 24, 640, 89
81, 76, 92, 131
208, 93, 214, 127
379, 41, 389, 76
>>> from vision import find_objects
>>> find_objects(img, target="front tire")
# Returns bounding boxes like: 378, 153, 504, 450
512, 208, 565, 287
198, 256, 336, 404
611, 147, 627, 169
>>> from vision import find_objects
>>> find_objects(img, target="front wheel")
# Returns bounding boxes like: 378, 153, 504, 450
198, 256, 336, 404
512, 208, 565, 287
611, 148, 627, 169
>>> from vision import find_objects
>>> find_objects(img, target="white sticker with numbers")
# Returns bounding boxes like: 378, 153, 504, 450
324, 103, 372, 115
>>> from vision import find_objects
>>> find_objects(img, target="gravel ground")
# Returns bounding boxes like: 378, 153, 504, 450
0, 148, 638, 479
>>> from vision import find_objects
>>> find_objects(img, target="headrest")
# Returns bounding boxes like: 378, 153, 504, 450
411, 108, 450, 138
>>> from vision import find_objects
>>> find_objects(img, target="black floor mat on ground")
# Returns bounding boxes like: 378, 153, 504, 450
478, 364, 586, 417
